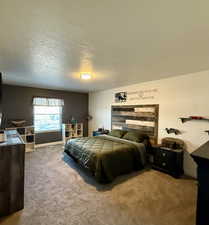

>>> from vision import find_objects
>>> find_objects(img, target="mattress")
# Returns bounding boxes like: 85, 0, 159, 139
64, 135, 147, 183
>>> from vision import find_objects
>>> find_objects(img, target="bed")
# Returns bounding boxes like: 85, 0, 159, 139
64, 133, 149, 183
64, 104, 159, 183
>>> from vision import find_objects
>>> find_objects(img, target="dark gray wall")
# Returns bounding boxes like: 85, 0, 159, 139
0, 73, 2, 113
2, 84, 88, 144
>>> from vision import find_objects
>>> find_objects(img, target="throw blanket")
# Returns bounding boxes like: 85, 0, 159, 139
64, 135, 146, 183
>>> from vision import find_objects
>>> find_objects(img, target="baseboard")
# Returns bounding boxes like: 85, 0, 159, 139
35, 141, 63, 148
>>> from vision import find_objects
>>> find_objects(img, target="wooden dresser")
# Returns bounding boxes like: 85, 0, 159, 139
152, 146, 183, 178
152, 137, 184, 178
0, 130, 25, 217
191, 140, 209, 225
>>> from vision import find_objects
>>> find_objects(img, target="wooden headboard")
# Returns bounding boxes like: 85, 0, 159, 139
111, 104, 159, 145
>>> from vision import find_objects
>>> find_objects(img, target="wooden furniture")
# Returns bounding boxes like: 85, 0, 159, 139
191, 140, 209, 225
0, 130, 25, 217
152, 137, 184, 177
152, 146, 183, 177
62, 123, 83, 143
6, 126, 35, 152
111, 104, 159, 145
180, 116, 209, 123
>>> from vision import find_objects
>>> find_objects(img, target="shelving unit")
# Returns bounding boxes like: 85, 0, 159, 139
6, 126, 35, 152
62, 123, 83, 143
180, 116, 209, 123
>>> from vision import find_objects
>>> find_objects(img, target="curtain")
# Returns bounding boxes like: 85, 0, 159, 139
33, 97, 64, 106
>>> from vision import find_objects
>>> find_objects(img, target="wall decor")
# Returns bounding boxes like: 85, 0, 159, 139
115, 92, 127, 103
70, 116, 77, 125
111, 104, 159, 144
205, 130, 209, 135
165, 128, 181, 135
180, 116, 209, 123
127, 88, 158, 101
86, 115, 93, 121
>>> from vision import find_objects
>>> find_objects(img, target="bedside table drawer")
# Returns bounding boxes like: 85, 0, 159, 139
153, 147, 183, 177
154, 159, 171, 171
154, 149, 176, 164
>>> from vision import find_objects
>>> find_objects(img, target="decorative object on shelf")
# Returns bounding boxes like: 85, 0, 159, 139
165, 128, 181, 135
70, 117, 77, 125
6, 126, 35, 152
205, 130, 209, 135
86, 115, 93, 121
62, 123, 83, 143
115, 92, 127, 103
11, 120, 26, 127
180, 116, 209, 123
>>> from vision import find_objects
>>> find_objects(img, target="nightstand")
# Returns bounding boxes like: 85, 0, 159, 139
152, 146, 184, 178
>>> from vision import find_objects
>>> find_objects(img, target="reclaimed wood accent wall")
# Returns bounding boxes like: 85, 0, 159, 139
111, 104, 159, 144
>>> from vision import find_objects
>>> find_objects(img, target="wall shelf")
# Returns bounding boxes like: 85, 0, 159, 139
180, 116, 209, 123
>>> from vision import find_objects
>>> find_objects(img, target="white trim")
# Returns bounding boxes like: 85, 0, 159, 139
35, 129, 61, 134
35, 141, 63, 148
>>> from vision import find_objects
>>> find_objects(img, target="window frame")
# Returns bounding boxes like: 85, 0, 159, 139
33, 105, 63, 134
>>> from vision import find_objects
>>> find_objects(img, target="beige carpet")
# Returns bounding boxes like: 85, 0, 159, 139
0, 144, 197, 225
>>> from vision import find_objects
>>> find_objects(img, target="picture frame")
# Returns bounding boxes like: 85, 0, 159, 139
115, 92, 127, 103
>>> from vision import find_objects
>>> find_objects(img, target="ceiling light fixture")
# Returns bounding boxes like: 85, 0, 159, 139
80, 73, 91, 80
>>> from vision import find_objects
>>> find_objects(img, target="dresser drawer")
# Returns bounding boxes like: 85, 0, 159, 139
0, 192, 10, 216
153, 147, 182, 176
154, 159, 174, 171
154, 149, 176, 165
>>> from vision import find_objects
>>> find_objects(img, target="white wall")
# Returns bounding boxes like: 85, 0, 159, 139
89, 70, 209, 178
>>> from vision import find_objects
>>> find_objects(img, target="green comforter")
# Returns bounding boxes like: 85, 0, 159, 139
64, 135, 146, 183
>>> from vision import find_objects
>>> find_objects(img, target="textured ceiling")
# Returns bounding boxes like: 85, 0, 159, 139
1, 0, 209, 92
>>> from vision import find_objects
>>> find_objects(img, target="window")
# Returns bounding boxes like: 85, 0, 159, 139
33, 97, 64, 133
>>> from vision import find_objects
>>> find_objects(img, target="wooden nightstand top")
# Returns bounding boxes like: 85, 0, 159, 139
152, 144, 183, 152
152, 144, 161, 148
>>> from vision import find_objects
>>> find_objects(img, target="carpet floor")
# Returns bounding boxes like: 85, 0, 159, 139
0, 144, 197, 225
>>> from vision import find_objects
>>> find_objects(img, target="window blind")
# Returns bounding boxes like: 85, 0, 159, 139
33, 97, 64, 107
